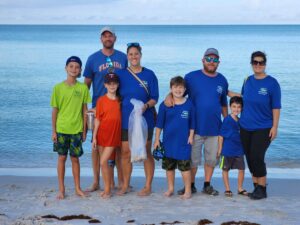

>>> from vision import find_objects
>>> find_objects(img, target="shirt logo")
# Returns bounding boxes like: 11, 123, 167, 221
181, 111, 189, 119
139, 81, 148, 88
74, 90, 82, 97
217, 85, 223, 94
258, 88, 268, 95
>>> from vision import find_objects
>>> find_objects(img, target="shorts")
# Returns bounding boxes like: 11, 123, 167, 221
219, 155, 245, 171
121, 129, 153, 142
162, 157, 191, 172
53, 132, 83, 158
191, 135, 218, 167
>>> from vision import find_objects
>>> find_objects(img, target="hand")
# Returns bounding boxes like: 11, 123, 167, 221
153, 140, 160, 149
92, 139, 97, 150
82, 132, 87, 142
52, 131, 57, 143
88, 108, 96, 114
188, 136, 194, 145
269, 126, 278, 141
142, 104, 148, 113
164, 93, 174, 107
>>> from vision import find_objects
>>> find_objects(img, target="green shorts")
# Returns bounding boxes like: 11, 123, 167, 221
162, 157, 191, 172
53, 132, 83, 158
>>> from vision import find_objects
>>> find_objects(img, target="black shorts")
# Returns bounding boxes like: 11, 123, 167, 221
162, 157, 191, 172
219, 155, 245, 171
121, 129, 153, 142
53, 132, 83, 158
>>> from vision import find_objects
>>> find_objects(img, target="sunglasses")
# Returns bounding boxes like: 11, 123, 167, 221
251, 60, 266, 66
204, 56, 219, 63
106, 57, 113, 68
127, 42, 140, 47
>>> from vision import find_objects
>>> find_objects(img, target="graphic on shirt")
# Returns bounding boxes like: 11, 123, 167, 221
181, 110, 189, 119
258, 88, 268, 95
99, 61, 123, 72
217, 85, 223, 94
138, 80, 148, 88
74, 90, 81, 97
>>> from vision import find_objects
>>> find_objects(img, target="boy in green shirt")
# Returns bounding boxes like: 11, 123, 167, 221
51, 56, 91, 199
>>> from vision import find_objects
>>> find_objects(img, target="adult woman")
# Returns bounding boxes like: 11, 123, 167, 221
240, 51, 281, 200
117, 43, 159, 196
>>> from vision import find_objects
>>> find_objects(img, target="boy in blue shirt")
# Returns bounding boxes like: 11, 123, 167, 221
154, 76, 195, 199
217, 96, 247, 197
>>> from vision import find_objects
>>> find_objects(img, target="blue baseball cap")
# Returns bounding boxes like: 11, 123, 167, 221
66, 56, 82, 68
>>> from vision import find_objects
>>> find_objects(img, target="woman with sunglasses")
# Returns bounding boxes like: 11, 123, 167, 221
239, 51, 281, 200
117, 43, 159, 196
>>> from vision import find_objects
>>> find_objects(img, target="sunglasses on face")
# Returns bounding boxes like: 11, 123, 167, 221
204, 56, 219, 63
106, 57, 113, 68
251, 60, 266, 66
127, 42, 140, 47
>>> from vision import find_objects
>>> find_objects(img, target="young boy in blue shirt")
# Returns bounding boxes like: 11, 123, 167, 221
154, 76, 195, 199
217, 96, 247, 197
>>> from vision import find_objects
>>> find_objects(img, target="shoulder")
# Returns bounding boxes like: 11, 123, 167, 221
217, 72, 228, 82
143, 67, 155, 75
53, 81, 64, 90
185, 70, 200, 79
114, 49, 127, 58
87, 51, 101, 61
267, 75, 280, 85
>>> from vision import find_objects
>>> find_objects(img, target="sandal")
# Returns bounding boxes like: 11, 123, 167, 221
238, 189, 248, 196
224, 190, 233, 197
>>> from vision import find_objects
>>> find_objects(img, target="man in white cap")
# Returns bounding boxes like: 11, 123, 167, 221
168, 48, 229, 196
83, 26, 127, 192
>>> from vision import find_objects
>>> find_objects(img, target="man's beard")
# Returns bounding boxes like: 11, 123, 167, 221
203, 64, 218, 74
103, 41, 114, 49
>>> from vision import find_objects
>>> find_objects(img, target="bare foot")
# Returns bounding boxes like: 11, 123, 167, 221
137, 187, 151, 196
101, 192, 111, 199
116, 188, 128, 196
76, 189, 89, 198
56, 191, 65, 200
164, 190, 174, 197
181, 192, 191, 200
85, 183, 100, 192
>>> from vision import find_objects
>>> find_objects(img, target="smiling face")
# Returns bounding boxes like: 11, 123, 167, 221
127, 46, 142, 67
101, 31, 116, 49
171, 84, 186, 99
65, 62, 81, 78
230, 102, 242, 116
251, 56, 266, 75
202, 54, 220, 74
104, 81, 119, 94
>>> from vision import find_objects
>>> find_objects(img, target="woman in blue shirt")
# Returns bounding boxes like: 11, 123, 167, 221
117, 43, 159, 196
240, 51, 281, 200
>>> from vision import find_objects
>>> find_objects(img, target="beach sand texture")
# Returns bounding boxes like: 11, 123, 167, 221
0, 176, 299, 225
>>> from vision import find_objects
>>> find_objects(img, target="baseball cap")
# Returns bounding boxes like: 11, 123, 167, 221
66, 56, 82, 67
100, 26, 115, 36
204, 48, 219, 58
104, 72, 119, 83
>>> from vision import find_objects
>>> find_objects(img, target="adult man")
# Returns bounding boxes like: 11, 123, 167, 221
177, 48, 228, 196
83, 26, 127, 192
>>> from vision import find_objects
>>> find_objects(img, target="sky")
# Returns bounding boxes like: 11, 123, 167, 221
0, 0, 299, 25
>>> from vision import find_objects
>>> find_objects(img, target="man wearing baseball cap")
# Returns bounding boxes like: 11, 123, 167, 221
176, 48, 229, 196
83, 26, 128, 192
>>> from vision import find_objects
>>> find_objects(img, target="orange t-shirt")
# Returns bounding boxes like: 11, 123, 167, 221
96, 95, 121, 147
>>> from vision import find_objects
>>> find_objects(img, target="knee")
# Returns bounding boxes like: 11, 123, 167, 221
70, 156, 79, 164
58, 155, 67, 163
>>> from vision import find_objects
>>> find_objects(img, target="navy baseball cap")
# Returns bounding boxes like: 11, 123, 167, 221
66, 56, 82, 68
104, 73, 119, 83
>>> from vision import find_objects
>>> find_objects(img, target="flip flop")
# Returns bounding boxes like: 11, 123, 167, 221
224, 190, 233, 197
238, 189, 248, 196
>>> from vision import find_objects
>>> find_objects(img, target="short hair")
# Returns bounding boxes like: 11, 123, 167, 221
230, 96, 243, 107
251, 51, 267, 64
170, 76, 186, 88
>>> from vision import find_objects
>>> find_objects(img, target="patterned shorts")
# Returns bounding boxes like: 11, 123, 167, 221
162, 157, 191, 172
53, 132, 83, 158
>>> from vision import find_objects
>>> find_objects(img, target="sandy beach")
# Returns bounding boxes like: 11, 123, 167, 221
0, 174, 299, 225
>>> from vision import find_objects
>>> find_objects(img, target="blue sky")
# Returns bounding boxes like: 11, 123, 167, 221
0, 0, 299, 24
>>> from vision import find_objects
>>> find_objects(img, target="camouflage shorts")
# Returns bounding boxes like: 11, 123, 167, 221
53, 133, 83, 158
162, 157, 191, 172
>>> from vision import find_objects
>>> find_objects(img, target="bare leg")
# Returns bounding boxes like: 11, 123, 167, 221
70, 156, 87, 198
204, 164, 214, 182
57, 155, 67, 199
100, 146, 115, 199
164, 170, 175, 197
257, 176, 266, 186
138, 141, 154, 196
222, 170, 230, 191
115, 147, 123, 189
238, 170, 245, 192
117, 141, 132, 195
191, 167, 197, 184
86, 148, 100, 192
181, 170, 192, 199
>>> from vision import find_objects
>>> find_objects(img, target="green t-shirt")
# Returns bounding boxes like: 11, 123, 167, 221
50, 81, 91, 134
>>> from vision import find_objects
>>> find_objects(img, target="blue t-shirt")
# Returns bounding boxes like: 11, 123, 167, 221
156, 99, 196, 160
240, 75, 281, 131
83, 50, 127, 107
220, 115, 244, 157
184, 70, 228, 136
118, 67, 159, 129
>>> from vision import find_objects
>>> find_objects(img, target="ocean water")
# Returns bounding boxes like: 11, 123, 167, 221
0, 25, 299, 170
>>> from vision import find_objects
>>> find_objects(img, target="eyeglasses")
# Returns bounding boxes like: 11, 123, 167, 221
127, 42, 140, 47
106, 57, 113, 68
204, 56, 219, 63
251, 60, 266, 66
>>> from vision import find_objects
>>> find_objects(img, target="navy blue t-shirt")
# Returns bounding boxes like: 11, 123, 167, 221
118, 67, 159, 129
184, 70, 228, 136
156, 99, 196, 160
240, 75, 281, 131
83, 50, 127, 107
220, 115, 244, 157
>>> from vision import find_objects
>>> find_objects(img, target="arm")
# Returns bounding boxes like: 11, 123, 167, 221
84, 77, 92, 89
153, 128, 162, 149
269, 109, 280, 141
92, 118, 100, 150
82, 104, 88, 142
227, 90, 241, 97
163, 93, 174, 107
52, 108, 58, 143
217, 135, 223, 158
188, 129, 195, 145
221, 106, 228, 118
143, 99, 157, 113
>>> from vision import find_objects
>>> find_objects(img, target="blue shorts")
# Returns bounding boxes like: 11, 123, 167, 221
53, 132, 83, 158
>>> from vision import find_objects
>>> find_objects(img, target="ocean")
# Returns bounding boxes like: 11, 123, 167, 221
0, 25, 299, 172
